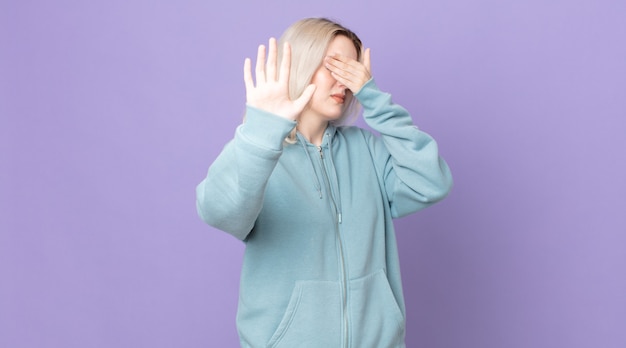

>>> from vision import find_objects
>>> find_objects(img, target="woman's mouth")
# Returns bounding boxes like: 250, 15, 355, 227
331, 94, 345, 104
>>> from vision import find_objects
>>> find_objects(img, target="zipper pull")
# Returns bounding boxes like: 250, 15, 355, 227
317, 146, 323, 159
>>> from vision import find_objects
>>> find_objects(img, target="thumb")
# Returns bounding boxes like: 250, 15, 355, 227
293, 84, 316, 111
363, 48, 371, 74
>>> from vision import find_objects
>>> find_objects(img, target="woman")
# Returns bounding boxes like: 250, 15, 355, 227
196, 18, 453, 348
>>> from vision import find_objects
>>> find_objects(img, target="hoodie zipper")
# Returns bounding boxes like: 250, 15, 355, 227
318, 145, 349, 348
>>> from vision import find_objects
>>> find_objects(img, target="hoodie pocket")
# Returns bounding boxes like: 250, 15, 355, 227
349, 269, 406, 348
266, 280, 342, 348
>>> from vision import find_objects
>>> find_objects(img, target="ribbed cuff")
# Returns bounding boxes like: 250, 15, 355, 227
239, 105, 297, 151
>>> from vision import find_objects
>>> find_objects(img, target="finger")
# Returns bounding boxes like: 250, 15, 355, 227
330, 64, 369, 93
325, 55, 350, 70
255, 44, 266, 84
243, 58, 254, 91
266, 38, 277, 82
363, 48, 371, 73
293, 84, 316, 111
278, 42, 291, 85
326, 58, 357, 85
325, 55, 361, 78
326, 54, 371, 89
329, 71, 353, 90
327, 54, 362, 67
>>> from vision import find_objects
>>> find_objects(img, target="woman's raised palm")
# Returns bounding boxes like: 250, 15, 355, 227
243, 38, 316, 120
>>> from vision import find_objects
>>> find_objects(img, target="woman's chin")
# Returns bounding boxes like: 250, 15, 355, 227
323, 109, 344, 121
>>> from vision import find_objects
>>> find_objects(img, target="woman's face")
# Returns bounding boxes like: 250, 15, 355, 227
306, 35, 358, 121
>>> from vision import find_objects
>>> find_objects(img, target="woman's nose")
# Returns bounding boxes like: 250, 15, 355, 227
335, 79, 346, 90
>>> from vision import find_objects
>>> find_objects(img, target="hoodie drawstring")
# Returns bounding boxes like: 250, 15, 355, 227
326, 132, 343, 224
296, 130, 343, 224
296, 132, 323, 199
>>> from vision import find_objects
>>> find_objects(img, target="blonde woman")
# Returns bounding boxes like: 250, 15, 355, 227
196, 18, 453, 348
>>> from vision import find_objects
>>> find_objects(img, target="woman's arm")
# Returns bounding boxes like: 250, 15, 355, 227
196, 108, 295, 240
326, 50, 452, 217
196, 38, 315, 240
356, 79, 453, 217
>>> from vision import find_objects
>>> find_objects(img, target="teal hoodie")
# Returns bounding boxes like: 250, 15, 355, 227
196, 79, 453, 348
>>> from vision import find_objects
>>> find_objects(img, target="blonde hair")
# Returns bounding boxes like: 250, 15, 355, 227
277, 18, 364, 143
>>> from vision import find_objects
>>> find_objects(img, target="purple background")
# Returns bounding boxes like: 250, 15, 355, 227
2, 0, 625, 347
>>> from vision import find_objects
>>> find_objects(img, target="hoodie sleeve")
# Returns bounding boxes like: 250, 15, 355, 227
354, 78, 453, 218
195, 106, 296, 240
